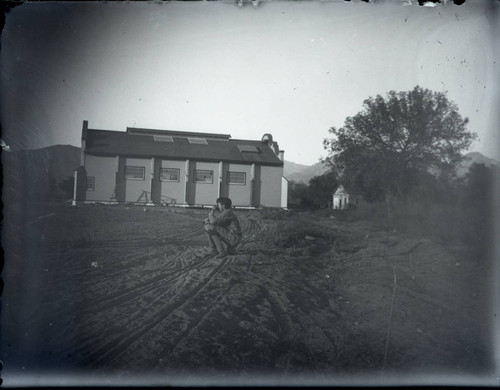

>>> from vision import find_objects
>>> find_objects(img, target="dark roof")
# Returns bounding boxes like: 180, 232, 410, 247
84, 128, 283, 166
126, 127, 231, 140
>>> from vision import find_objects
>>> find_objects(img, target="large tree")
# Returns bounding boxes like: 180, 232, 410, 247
323, 86, 477, 200
305, 170, 339, 208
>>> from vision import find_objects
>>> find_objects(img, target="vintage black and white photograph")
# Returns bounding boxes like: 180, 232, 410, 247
1, 0, 499, 387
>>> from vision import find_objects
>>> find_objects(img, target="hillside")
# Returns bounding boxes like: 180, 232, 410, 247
457, 152, 500, 176
284, 152, 499, 184
2, 144, 81, 201
284, 160, 328, 184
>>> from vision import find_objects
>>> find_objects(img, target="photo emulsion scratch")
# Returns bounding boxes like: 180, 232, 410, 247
1, 0, 499, 387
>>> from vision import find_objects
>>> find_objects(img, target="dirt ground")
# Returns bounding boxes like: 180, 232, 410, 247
1, 202, 496, 386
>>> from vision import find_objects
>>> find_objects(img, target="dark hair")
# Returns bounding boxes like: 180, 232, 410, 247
216, 197, 232, 209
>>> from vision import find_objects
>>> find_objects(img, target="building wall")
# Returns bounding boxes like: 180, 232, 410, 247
84, 154, 285, 208
124, 157, 153, 203
259, 165, 284, 208
159, 159, 186, 205
222, 163, 252, 207
252, 165, 261, 207
333, 194, 348, 209
85, 155, 117, 202
281, 176, 289, 209
189, 161, 220, 206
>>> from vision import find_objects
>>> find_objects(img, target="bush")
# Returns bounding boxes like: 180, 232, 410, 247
259, 207, 286, 220
341, 201, 391, 227
260, 219, 337, 248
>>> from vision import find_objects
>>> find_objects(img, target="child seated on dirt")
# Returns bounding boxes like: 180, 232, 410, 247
203, 197, 242, 258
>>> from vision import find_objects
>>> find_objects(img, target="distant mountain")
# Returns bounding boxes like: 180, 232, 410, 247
284, 152, 499, 184
284, 160, 329, 184
3, 144, 81, 202
463, 152, 500, 167
457, 152, 500, 176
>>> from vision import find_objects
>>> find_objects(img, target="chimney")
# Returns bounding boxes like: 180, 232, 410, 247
279, 150, 284, 161
82, 120, 88, 141
80, 120, 88, 166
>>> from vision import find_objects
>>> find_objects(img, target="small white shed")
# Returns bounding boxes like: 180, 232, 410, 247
332, 184, 362, 210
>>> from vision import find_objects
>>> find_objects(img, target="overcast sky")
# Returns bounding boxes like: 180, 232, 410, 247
1, 0, 499, 165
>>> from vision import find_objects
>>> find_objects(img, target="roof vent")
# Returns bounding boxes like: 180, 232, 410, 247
238, 145, 260, 153
188, 137, 208, 144
154, 135, 174, 142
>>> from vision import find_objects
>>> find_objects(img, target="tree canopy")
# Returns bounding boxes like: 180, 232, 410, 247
288, 170, 339, 209
306, 170, 339, 208
323, 86, 477, 200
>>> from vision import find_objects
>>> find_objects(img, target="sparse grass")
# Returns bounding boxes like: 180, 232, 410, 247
259, 219, 337, 249
343, 197, 493, 260
258, 207, 287, 220
340, 201, 391, 226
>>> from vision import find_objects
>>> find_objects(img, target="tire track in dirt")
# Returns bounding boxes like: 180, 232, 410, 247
240, 258, 344, 367
168, 226, 206, 243
237, 249, 332, 302
116, 243, 194, 274
256, 271, 325, 333
79, 255, 233, 367
45, 242, 168, 285
239, 217, 263, 247
45, 246, 210, 323
90, 222, 205, 274
259, 284, 293, 337
236, 262, 305, 335
161, 277, 240, 361
81, 240, 186, 274
51, 221, 204, 281
74, 272, 194, 350
229, 264, 290, 292
44, 246, 165, 300
257, 282, 323, 371
74, 247, 214, 315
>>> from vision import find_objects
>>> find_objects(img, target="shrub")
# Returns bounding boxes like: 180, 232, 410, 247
260, 219, 337, 248
343, 201, 391, 227
259, 207, 286, 220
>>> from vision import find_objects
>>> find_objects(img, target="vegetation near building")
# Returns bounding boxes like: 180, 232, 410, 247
332, 184, 363, 210
287, 170, 338, 209
74, 121, 288, 208
323, 86, 477, 202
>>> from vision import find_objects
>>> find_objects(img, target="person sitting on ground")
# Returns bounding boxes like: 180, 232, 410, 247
203, 197, 242, 258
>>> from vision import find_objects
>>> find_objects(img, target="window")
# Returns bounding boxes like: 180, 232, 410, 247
194, 170, 213, 183
86, 176, 95, 191
125, 166, 145, 180
160, 168, 180, 182
237, 144, 260, 153
227, 171, 246, 185
188, 137, 208, 144
154, 135, 174, 142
